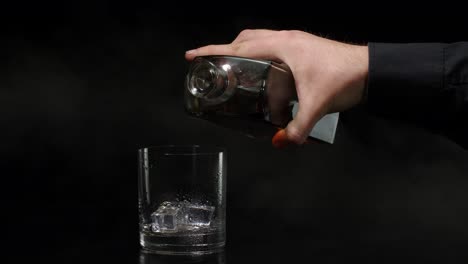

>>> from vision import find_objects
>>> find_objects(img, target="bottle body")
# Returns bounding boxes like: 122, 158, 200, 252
184, 56, 297, 138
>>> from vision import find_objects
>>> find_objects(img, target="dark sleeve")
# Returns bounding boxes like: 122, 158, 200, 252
366, 42, 468, 149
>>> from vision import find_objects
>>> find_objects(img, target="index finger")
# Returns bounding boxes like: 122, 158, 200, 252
185, 39, 281, 62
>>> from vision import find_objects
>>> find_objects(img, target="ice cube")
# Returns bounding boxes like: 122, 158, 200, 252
151, 202, 180, 232
150, 201, 216, 232
181, 203, 215, 227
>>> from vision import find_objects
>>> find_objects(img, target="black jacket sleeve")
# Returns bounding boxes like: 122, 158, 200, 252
366, 42, 468, 149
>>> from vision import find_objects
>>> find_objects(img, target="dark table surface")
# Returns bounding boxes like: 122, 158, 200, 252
20, 204, 468, 263
37, 206, 468, 263
30, 207, 468, 264
3, 5, 468, 264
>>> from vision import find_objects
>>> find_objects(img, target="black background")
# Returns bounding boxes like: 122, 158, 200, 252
2, 2, 468, 263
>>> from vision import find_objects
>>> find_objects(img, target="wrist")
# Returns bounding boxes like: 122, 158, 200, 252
351, 44, 369, 105
356, 44, 369, 104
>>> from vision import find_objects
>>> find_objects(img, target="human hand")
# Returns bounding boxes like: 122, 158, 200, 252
185, 29, 368, 147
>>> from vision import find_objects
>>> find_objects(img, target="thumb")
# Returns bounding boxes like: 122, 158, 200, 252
272, 101, 323, 148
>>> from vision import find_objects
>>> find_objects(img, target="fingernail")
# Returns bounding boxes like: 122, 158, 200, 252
185, 49, 197, 55
272, 129, 290, 149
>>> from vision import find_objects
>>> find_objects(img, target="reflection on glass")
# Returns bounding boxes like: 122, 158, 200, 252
139, 249, 226, 264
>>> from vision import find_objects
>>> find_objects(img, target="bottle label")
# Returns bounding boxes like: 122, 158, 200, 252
292, 102, 339, 144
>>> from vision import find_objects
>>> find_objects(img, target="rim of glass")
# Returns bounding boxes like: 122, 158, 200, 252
138, 145, 226, 155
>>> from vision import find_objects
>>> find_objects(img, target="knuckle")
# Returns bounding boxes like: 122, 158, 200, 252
239, 29, 253, 36
235, 29, 254, 42
286, 127, 306, 144
289, 30, 303, 35
278, 30, 298, 39
231, 42, 242, 53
